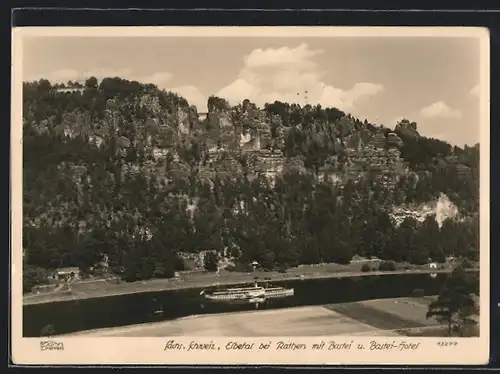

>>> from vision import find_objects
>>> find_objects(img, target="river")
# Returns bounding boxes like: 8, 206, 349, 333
23, 272, 449, 337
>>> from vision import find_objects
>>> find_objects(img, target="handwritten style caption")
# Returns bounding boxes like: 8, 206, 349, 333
163, 339, 423, 352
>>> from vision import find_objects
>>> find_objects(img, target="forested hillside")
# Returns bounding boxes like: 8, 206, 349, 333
22, 77, 480, 290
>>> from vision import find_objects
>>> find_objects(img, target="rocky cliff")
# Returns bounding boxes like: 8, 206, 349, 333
26, 90, 474, 191
22, 78, 480, 281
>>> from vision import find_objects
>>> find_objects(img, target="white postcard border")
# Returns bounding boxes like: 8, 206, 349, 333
11, 26, 491, 366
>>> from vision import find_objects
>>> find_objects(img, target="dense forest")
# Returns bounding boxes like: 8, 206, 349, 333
22, 77, 480, 291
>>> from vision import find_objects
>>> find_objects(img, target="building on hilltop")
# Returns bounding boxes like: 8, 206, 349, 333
55, 86, 85, 94
54, 80, 86, 94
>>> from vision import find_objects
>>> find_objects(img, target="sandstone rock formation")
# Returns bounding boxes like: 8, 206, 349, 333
387, 132, 404, 148
395, 118, 420, 138
36, 89, 417, 190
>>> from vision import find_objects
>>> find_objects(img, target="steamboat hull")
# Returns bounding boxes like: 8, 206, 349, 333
200, 284, 294, 304
263, 288, 295, 299
200, 286, 265, 304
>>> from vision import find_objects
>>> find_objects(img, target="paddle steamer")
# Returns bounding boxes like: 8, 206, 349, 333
200, 282, 294, 303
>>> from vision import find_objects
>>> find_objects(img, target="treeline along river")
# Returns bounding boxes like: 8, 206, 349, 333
23, 273, 449, 337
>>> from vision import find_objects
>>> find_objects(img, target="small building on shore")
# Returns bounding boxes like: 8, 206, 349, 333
56, 267, 80, 281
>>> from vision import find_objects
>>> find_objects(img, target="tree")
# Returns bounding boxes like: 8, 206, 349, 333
22, 78, 480, 284
85, 76, 98, 89
204, 251, 219, 272
378, 260, 396, 271
23, 265, 49, 294
426, 266, 478, 336
361, 263, 372, 272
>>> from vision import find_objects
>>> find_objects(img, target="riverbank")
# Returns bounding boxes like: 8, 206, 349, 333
23, 262, 475, 306
63, 296, 447, 337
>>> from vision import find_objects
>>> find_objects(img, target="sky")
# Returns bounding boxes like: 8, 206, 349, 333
22, 36, 481, 146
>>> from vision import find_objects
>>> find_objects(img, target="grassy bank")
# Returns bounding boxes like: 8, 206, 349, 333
23, 262, 476, 306
397, 324, 480, 337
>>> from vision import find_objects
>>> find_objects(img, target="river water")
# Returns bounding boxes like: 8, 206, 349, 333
23, 273, 448, 337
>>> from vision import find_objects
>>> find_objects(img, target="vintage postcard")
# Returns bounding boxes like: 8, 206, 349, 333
11, 26, 490, 365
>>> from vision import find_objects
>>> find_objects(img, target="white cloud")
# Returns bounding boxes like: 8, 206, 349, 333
29, 44, 385, 113
244, 43, 323, 70
48, 68, 87, 82
420, 101, 462, 119
216, 43, 384, 111
146, 72, 174, 87
169, 85, 207, 112
217, 78, 260, 105
470, 84, 480, 98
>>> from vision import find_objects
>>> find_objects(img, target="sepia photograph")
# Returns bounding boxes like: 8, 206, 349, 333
11, 26, 489, 365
